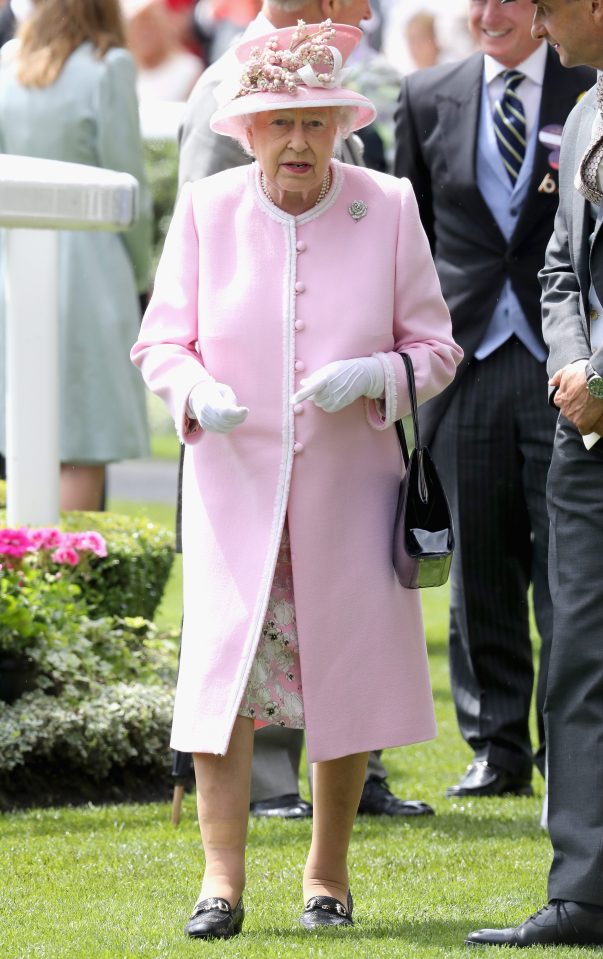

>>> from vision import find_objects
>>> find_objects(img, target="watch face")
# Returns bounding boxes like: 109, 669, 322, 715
587, 375, 603, 399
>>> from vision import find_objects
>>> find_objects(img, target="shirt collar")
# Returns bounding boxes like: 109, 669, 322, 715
484, 40, 547, 87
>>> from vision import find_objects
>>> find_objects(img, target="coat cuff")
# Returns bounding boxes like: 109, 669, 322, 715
364, 352, 399, 431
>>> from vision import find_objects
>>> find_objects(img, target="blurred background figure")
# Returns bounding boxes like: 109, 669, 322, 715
0, 0, 152, 511
123, 0, 203, 101
382, 0, 475, 74
193, 0, 262, 64
405, 11, 439, 71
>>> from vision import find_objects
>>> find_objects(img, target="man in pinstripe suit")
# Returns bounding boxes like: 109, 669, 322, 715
394, 0, 594, 799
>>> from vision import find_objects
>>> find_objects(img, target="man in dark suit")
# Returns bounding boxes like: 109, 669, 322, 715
465, 0, 603, 947
394, 0, 594, 800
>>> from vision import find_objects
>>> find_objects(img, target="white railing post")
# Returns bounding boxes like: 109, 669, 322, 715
0, 155, 138, 527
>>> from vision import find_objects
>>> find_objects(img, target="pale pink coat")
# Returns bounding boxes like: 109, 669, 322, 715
131, 160, 462, 761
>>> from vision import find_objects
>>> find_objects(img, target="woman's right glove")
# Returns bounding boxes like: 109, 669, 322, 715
187, 380, 249, 434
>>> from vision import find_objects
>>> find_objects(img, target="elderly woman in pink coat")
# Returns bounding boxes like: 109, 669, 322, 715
132, 19, 462, 940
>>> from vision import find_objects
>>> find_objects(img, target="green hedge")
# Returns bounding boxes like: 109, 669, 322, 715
0, 683, 173, 808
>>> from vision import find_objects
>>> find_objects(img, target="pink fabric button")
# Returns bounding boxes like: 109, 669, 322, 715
293, 442, 304, 454
295, 281, 305, 294
294, 360, 305, 372
293, 403, 304, 415
296, 241, 307, 253
294, 320, 305, 331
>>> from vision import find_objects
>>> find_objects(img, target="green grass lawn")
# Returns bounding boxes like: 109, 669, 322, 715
1, 502, 590, 958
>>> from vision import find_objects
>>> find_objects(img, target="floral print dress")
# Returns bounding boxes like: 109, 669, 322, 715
238, 519, 305, 728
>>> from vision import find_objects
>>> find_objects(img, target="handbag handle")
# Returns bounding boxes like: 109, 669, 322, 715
394, 352, 429, 503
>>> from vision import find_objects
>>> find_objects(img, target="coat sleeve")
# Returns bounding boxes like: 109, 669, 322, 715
365, 178, 463, 430
96, 48, 152, 294
130, 183, 210, 444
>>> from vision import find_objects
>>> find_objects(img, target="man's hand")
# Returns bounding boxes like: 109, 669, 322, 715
549, 360, 603, 433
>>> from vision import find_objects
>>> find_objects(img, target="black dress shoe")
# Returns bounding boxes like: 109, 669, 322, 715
184, 896, 244, 939
300, 891, 354, 929
465, 900, 603, 947
358, 776, 435, 816
446, 761, 533, 799
250, 793, 313, 819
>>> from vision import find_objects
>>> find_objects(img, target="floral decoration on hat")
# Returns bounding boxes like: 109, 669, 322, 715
235, 20, 342, 100
209, 20, 377, 139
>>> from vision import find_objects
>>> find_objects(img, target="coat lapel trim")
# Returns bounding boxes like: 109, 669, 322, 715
435, 54, 483, 191
219, 203, 298, 755
435, 54, 507, 246
511, 48, 589, 247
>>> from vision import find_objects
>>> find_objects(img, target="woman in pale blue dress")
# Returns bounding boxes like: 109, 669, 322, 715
0, 0, 152, 510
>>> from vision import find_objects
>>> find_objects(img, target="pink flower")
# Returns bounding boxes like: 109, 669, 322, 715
72, 531, 107, 558
29, 527, 63, 550
0, 527, 34, 558
51, 546, 80, 566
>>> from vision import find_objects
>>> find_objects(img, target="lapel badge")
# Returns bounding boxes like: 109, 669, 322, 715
538, 173, 558, 195
348, 200, 368, 223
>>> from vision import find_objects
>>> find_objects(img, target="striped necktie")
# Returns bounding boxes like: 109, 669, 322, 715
493, 70, 526, 185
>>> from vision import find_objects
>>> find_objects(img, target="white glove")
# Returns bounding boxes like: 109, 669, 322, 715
291, 357, 385, 413
187, 380, 249, 434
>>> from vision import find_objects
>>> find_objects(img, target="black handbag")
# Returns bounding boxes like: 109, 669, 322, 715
393, 352, 454, 588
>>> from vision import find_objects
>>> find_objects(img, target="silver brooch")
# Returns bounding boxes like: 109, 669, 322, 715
348, 200, 368, 223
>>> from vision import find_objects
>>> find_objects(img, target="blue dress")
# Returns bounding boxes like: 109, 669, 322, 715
0, 42, 152, 463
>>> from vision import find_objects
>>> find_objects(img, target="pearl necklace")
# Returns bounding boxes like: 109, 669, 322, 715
260, 170, 331, 209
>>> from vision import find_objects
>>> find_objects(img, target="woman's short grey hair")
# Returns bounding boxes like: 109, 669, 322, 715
234, 106, 359, 154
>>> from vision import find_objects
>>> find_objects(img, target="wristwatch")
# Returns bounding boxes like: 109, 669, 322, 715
585, 362, 603, 399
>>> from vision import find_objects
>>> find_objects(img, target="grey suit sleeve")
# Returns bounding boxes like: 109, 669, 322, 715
540, 108, 591, 383
540, 206, 591, 381
178, 76, 249, 190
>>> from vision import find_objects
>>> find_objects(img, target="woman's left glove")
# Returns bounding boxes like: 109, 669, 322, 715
291, 357, 385, 413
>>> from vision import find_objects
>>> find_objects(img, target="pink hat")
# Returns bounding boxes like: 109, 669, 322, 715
210, 20, 377, 138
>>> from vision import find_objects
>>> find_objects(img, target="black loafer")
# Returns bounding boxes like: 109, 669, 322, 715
184, 896, 244, 939
250, 793, 313, 819
465, 900, 603, 947
300, 891, 354, 929
446, 761, 533, 799
358, 776, 435, 817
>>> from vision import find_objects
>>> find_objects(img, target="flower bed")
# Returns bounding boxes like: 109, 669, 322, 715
0, 507, 177, 808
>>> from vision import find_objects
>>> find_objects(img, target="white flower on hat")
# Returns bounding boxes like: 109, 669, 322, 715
235, 20, 344, 101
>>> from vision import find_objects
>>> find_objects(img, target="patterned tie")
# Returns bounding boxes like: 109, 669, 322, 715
493, 70, 526, 185
576, 74, 603, 204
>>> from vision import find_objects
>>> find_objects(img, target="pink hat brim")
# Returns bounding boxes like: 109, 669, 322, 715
210, 85, 377, 138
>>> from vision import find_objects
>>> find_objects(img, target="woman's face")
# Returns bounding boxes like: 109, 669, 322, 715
247, 108, 338, 204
